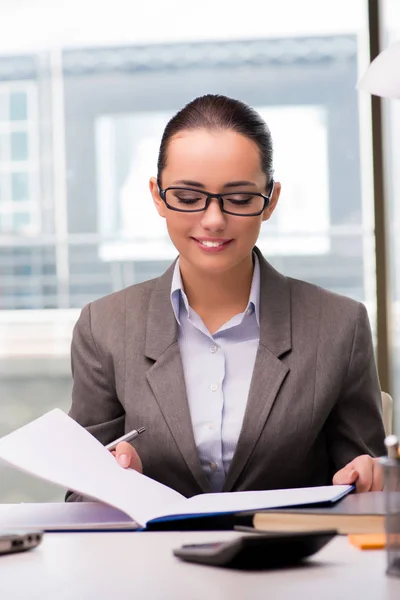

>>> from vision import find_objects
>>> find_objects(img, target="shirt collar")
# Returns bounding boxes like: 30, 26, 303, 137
248, 253, 260, 326
170, 261, 189, 326
170, 253, 261, 327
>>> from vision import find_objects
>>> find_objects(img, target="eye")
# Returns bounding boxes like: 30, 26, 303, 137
225, 194, 255, 205
171, 190, 204, 204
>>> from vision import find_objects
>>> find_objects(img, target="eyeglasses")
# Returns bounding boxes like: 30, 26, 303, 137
158, 180, 274, 217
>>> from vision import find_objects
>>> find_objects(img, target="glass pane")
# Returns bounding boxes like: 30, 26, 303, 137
9, 91, 28, 121
382, 0, 400, 430
11, 172, 29, 201
0, 213, 9, 232
12, 212, 31, 232
10, 131, 28, 161
0, 92, 8, 121
0, 174, 8, 202
0, 133, 9, 162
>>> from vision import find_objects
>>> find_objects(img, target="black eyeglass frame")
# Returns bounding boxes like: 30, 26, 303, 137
158, 179, 275, 217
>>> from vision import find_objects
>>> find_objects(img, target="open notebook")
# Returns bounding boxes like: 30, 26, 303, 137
0, 409, 353, 530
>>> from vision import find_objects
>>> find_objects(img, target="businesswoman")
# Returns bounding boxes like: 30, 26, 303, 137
67, 94, 385, 502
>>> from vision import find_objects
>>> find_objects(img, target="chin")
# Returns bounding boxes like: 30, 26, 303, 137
182, 248, 246, 275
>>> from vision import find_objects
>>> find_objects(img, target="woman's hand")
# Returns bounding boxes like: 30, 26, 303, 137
332, 454, 383, 492
111, 442, 143, 473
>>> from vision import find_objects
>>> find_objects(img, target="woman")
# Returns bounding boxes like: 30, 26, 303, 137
68, 94, 385, 501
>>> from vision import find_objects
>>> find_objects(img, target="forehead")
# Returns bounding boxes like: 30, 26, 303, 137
164, 129, 265, 185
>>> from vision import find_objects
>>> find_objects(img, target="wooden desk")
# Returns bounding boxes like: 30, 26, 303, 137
0, 531, 399, 600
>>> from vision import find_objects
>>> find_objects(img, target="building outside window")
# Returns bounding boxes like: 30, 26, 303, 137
0, 83, 39, 235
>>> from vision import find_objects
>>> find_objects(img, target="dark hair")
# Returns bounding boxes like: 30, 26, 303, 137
157, 94, 274, 185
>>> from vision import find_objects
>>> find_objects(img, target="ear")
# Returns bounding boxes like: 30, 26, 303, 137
262, 181, 281, 222
149, 177, 167, 218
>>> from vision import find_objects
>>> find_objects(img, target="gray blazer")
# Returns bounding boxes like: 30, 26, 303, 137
67, 248, 385, 501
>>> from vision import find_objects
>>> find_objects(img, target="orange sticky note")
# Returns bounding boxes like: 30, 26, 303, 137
348, 534, 386, 550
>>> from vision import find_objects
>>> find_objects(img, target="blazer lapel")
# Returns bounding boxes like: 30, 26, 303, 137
144, 263, 211, 494
223, 248, 292, 492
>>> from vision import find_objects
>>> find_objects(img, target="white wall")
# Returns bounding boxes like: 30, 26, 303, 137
0, 0, 366, 53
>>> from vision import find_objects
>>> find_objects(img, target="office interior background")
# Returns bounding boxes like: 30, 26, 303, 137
0, 0, 399, 502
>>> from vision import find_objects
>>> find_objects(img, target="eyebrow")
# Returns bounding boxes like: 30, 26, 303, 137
172, 180, 258, 189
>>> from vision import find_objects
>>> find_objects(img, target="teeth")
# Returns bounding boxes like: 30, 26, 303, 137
199, 240, 225, 247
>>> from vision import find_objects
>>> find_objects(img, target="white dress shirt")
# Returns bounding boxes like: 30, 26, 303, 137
170, 255, 261, 491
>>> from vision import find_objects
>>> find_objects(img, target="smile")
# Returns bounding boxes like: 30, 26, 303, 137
198, 240, 226, 247
192, 238, 233, 252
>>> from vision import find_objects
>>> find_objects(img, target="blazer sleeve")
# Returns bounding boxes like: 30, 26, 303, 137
66, 303, 125, 502
325, 301, 386, 473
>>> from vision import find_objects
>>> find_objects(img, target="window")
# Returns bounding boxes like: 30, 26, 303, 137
0, 0, 379, 502
382, 0, 400, 425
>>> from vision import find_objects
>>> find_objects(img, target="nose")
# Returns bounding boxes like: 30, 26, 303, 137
200, 197, 227, 232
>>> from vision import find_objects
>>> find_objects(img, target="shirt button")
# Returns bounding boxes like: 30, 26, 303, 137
209, 462, 219, 472
210, 345, 218, 354
208, 422, 217, 430
246, 306, 253, 315
210, 383, 218, 392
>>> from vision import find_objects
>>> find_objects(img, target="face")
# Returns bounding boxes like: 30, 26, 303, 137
150, 128, 280, 276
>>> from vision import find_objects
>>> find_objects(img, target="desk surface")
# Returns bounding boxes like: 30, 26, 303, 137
0, 530, 399, 600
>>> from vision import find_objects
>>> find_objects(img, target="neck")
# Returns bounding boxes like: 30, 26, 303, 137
179, 254, 255, 317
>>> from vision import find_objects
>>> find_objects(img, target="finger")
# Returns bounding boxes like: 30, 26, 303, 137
353, 458, 374, 493
115, 441, 134, 468
128, 449, 143, 473
332, 466, 358, 486
115, 441, 142, 472
370, 459, 384, 491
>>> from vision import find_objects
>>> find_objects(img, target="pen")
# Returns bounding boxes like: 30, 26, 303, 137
384, 434, 399, 459
105, 427, 146, 452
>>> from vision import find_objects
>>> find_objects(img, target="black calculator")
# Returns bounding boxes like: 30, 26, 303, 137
173, 530, 336, 569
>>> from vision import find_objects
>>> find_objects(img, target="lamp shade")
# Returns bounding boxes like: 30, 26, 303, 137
357, 40, 400, 99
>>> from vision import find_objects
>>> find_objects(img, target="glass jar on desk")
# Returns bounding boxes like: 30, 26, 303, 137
381, 457, 400, 577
